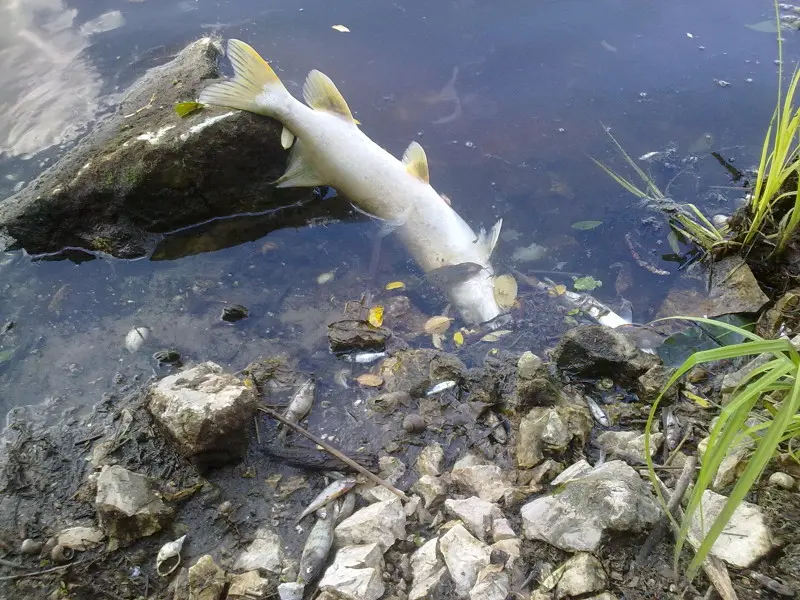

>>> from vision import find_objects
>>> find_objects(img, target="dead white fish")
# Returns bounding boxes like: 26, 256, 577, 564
200, 40, 507, 326
562, 289, 630, 329
297, 477, 357, 522
298, 504, 337, 584
124, 326, 150, 352
279, 379, 315, 439
156, 534, 186, 577
663, 407, 682, 450
426, 380, 457, 396
335, 491, 356, 525
427, 262, 485, 288
342, 351, 386, 364
586, 397, 610, 427
333, 368, 350, 388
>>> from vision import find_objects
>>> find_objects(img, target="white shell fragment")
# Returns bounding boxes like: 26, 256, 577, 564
124, 326, 150, 352
156, 535, 187, 576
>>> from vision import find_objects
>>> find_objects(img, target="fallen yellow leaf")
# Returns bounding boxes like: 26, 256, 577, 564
493, 274, 518, 310
331, 24, 350, 32
683, 390, 711, 408
368, 306, 384, 328
385, 281, 405, 291
424, 315, 453, 335
480, 329, 512, 343
453, 331, 465, 346
548, 284, 567, 297
356, 373, 384, 387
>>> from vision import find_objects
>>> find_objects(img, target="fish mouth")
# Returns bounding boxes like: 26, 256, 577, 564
482, 312, 512, 330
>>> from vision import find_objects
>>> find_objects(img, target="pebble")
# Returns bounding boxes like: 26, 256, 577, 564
768, 472, 796, 490
19, 538, 42, 555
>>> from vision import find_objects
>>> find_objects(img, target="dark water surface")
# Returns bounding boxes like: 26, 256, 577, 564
0, 0, 795, 417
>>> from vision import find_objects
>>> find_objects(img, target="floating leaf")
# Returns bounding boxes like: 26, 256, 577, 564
480, 329, 512, 343
331, 24, 350, 32
367, 306, 384, 328
548, 284, 567, 297
453, 331, 465, 346
424, 316, 453, 335
385, 281, 405, 291
356, 373, 383, 387
745, 20, 778, 33
493, 274, 518, 310
174, 101, 204, 118
573, 276, 602, 291
0, 348, 14, 364
571, 220, 603, 231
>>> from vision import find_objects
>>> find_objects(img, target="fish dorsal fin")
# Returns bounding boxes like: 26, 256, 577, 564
303, 70, 356, 122
402, 141, 429, 183
280, 126, 295, 149
476, 218, 503, 258
275, 140, 327, 188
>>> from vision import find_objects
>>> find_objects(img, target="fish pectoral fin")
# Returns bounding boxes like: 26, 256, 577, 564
280, 126, 295, 149
275, 140, 327, 188
402, 141, 429, 183
303, 70, 357, 123
475, 218, 503, 258
199, 39, 286, 114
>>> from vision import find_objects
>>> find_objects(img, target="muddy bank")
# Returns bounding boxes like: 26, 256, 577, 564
0, 37, 308, 259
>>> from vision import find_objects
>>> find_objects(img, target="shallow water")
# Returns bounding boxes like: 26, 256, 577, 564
0, 0, 796, 418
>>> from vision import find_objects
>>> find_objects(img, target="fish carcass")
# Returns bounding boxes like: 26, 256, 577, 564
199, 39, 508, 326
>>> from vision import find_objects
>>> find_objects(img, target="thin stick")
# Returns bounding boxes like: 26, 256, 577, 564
0, 557, 24, 569
258, 405, 408, 501
0, 560, 84, 582
254, 416, 261, 445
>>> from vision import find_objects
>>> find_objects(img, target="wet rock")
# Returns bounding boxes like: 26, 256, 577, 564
411, 475, 448, 509
227, 570, 271, 599
57, 525, 105, 551
520, 460, 660, 552
378, 349, 467, 396
410, 538, 448, 600
757, 288, 800, 338
707, 255, 769, 316
0, 38, 306, 258
516, 406, 592, 468
595, 431, 663, 463
368, 390, 412, 414
469, 564, 510, 600
444, 497, 500, 542
335, 497, 406, 551
319, 545, 385, 600
221, 304, 249, 322
188, 555, 226, 600
95, 465, 174, 548
768, 472, 796, 489
440, 523, 492, 596
147, 362, 257, 470
451, 455, 511, 503
233, 526, 285, 575
539, 552, 607, 598
415, 443, 445, 477
328, 320, 392, 354
514, 352, 562, 409
689, 490, 774, 568
551, 325, 659, 385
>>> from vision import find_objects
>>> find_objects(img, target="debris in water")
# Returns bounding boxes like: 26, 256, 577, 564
367, 306, 384, 328
356, 373, 384, 387
279, 379, 316, 440
317, 271, 335, 284
512, 242, 547, 262
586, 397, 610, 426
124, 326, 150, 352
480, 329, 512, 342
714, 79, 731, 87
625, 233, 670, 275
600, 40, 617, 53
153, 349, 181, 365
493, 274, 517, 310
221, 304, 249, 322
453, 331, 465, 346
331, 24, 350, 32
424, 315, 453, 335
571, 220, 603, 230
385, 281, 405, 291
426, 380, 456, 396
297, 477, 358, 522
573, 276, 602, 292
333, 369, 350, 389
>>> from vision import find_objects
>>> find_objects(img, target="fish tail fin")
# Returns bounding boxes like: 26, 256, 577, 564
199, 39, 288, 116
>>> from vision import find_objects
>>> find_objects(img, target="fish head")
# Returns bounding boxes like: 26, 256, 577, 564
447, 267, 508, 327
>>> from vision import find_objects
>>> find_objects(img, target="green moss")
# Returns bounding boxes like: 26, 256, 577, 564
91, 237, 113, 253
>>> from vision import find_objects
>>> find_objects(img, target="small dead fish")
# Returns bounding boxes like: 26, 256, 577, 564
298, 504, 336, 584
333, 369, 350, 389
342, 351, 386, 364
426, 380, 457, 396
427, 262, 485, 288
47, 284, 71, 314
279, 379, 315, 439
586, 397, 610, 426
336, 491, 356, 525
297, 477, 357, 522
663, 407, 682, 450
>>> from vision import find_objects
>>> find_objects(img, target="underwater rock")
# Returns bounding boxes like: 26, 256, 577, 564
378, 348, 467, 396
187, 555, 226, 600
328, 319, 391, 354
520, 460, 660, 552
513, 352, 562, 410
0, 37, 306, 258
147, 362, 257, 470
551, 325, 659, 385
95, 465, 174, 548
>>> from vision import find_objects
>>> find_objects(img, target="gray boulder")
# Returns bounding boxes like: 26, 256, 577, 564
0, 37, 307, 258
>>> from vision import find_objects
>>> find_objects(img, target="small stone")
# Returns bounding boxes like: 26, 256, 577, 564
491, 518, 517, 542
57, 526, 105, 551
415, 443, 445, 477
410, 538, 448, 600
551, 459, 593, 485
227, 571, 271, 598
19, 539, 42, 555
768, 472, 796, 490
595, 431, 664, 463
277, 582, 305, 600
444, 497, 499, 541
187, 555, 226, 600
411, 475, 448, 509
540, 552, 607, 598
368, 390, 412, 414
636, 365, 677, 403
335, 497, 406, 551
707, 255, 769, 316
697, 433, 754, 491
469, 563, 510, 600
328, 319, 390, 354
451, 455, 510, 502
233, 526, 284, 574
516, 407, 569, 468
319, 563, 385, 600
95, 465, 174, 548
334, 543, 384, 570
440, 524, 492, 596
517, 351, 543, 379
221, 304, 248, 322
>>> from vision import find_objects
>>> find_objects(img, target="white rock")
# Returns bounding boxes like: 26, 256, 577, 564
469, 564, 510, 600
412, 475, 448, 509
57, 526, 105, 551
550, 459, 593, 486
187, 555, 225, 600
516, 407, 571, 468
768, 471, 796, 489
595, 431, 663, 461
234, 526, 284, 574
334, 543, 384, 570
416, 443, 445, 477
451, 455, 510, 502
698, 434, 754, 491
540, 552, 607, 598
319, 563, 385, 600
124, 326, 150, 352
689, 490, 774, 568
439, 524, 491, 597
520, 460, 660, 552
227, 571, 271, 598
490, 538, 521, 569
444, 497, 499, 541
410, 538, 447, 600
277, 582, 305, 600
147, 362, 257, 468
491, 518, 517, 542
335, 497, 406, 551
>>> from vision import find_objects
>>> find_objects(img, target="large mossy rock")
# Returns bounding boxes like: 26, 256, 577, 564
0, 37, 307, 258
